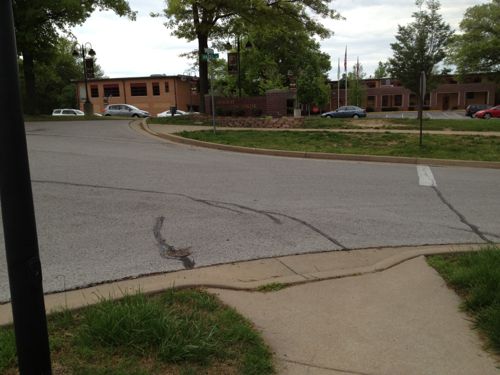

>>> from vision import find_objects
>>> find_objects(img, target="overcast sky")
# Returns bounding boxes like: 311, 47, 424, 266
71, 0, 487, 80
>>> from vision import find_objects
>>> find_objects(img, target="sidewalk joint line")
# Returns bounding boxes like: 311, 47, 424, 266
276, 259, 309, 280
279, 357, 374, 375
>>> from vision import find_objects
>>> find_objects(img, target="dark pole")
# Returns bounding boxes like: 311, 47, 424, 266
0, 1, 52, 374
82, 46, 91, 111
237, 36, 241, 99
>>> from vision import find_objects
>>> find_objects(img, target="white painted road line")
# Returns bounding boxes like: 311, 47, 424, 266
417, 165, 437, 187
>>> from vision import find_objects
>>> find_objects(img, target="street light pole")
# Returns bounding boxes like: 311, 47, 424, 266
0, 1, 52, 373
73, 42, 96, 116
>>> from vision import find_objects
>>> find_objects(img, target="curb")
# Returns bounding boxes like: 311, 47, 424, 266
0, 243, 494, 326
140, 121, 500, 169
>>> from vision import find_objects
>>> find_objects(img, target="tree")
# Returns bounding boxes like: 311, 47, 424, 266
374, 61, 391, 79
388, 0, 452, 118
297, 64, 330, 115
347, 64, 366, 107
160, 0, 340, 112
18, 37, 105, 114
448, 0, 500, 78
12, 0, 135, 114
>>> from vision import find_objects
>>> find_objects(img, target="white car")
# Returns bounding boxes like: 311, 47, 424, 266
157, 109, 188, 117
52, 108, 85, 116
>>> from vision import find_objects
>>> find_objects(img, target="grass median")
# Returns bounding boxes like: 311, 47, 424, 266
0, 289, 274, 375
178, 130, 500, 162
427, 247, 500, 354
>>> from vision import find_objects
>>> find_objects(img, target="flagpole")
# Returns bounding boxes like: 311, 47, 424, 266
337, 58, 340, 109
344, 46, 348, 106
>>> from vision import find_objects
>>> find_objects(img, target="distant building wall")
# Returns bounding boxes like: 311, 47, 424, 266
76, 76, 199, 116
329, 74, 498, 111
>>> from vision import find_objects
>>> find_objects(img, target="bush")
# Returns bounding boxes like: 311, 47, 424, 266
234, 108, 245, 117
252, 108, 263, 117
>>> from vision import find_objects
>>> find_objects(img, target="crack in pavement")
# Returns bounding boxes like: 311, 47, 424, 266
432, 186, 493, 244
153, 216, 195, 269
275, 259, 310, 280
32, 179, 346, 248
279, 357, 373, 375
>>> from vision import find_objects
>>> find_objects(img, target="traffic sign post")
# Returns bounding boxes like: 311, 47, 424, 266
0, 1, 53, 374
419, 71, 426, 147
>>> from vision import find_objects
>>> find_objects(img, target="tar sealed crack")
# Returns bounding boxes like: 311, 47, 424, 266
432, 186, 493, 244
153, 216, 195, 269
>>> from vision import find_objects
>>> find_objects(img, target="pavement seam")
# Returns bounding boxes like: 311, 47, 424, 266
275, 259, 311, 281
140, 121, 500, 170
431, 186, 493, 244
279, 357, 374, 375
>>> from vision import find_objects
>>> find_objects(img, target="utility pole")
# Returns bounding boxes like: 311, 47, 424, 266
0, 1, 52, 374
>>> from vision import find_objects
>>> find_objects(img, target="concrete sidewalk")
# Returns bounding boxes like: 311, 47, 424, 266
1, 244, 499, 374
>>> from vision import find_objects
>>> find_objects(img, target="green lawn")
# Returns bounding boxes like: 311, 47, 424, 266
302, 117, 500, 131
0, 289, 274, 375
178, 130, 500, 161
427, 247, 500, 354
384, 118, 500, 131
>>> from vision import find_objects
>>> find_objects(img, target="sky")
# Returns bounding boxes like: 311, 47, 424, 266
71, 0, 488, 80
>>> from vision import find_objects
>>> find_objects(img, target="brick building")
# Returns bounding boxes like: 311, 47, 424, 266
75, 75, 199, 116
330, 74, 498, 112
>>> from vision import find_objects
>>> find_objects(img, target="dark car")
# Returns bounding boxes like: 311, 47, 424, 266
465, 104, 491, 117
321, 106, 367, 119
474, 105, 500, 119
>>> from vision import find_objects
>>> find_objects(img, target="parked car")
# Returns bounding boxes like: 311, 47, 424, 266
103, 104, 149, 118
157, 109, 187, 117
52, 108, 84, 116
465, 104, 492, 117
321, 106, 367, 119
474, 105, 500, 119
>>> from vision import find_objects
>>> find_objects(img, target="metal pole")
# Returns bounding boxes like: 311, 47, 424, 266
210, 60, 216, 134
237, 36, 241, 99
82, 46, 90, 110
0, 1, 52, 374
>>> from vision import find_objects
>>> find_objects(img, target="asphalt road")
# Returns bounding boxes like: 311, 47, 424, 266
368, 110, 470, 120
0, 120, 499, 301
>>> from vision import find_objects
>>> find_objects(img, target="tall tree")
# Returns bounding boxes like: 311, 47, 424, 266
347, 64, 366, 107
448, 0, 500, 79
374, 61, 390, 79
160, 0, 339, 112
12, 0, 135, 114
388, 0, 452, 118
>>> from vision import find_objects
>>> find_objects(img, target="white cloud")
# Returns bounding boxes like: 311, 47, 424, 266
71, 0, 489, 79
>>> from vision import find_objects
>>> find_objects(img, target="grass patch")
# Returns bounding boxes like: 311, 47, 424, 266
427, 247, 500, 353
178, 130, 500, 162
257, 283, 287, 293
0, 289, 274, 375
384, 118, 500, 132
302, 117, 363, 129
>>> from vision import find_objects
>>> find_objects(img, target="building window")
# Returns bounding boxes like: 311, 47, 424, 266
466, 92, 474, 99
165, 81, 170, 93
394, 95, 402, 106
382, 95, 390, 107
131, 83, 147, 96
90, 85, 99, 98
152, 82, 160, 96
103, 84, 120, 97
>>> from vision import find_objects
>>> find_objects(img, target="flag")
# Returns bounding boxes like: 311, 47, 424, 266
337, 58, 340, 80
344, 46, 347, 72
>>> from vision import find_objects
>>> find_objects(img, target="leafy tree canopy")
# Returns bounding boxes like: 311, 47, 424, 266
447, 0, 500, 78
160, 0, 340, 112
388, 0, 453, 96
374, 61, 391, 79
13, 0, 135, 113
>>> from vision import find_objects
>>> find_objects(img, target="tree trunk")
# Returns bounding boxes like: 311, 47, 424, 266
22, 49, 37, 114
197, 33, 208, 113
